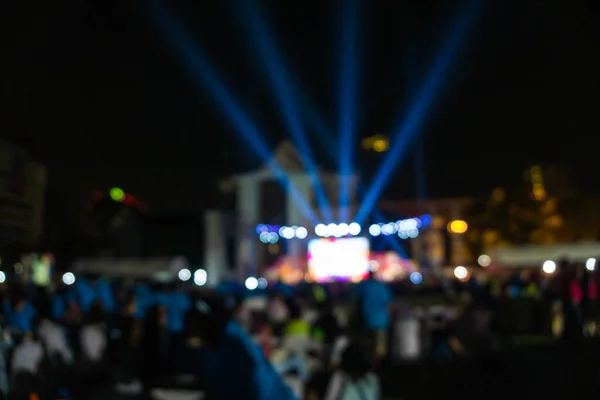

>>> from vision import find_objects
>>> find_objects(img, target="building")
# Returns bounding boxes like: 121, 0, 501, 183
0, 139, 47, 250
204, 141, 357, 283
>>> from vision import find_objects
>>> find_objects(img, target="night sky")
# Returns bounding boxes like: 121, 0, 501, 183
3, 0, 600, 214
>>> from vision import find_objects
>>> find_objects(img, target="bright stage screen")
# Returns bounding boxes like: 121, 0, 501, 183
307, 237, 370, 282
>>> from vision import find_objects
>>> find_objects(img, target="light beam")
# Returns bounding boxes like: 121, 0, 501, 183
338, 0, 361, 224
354, 0, 482, 225
145, 1, 320, 226
238, 1, 335, 223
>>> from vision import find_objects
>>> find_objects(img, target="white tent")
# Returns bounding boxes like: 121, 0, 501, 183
489, 242, 600, 267
71, 257, 189, 280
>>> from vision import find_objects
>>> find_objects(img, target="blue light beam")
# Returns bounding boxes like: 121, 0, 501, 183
338, 0, 360, 224
145, 1, 320, 226
238, 1, 335, 224
354, 0, 482, 226
290, 92, 409, 258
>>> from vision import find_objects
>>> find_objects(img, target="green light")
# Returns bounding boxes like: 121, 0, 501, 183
109, 187, 125, 202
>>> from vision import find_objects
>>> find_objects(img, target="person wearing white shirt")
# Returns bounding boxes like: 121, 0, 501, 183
11, 336, 44, 375
322, 343, 380, 400
80, 324, 107, 363
77, 303, 107, 364
38, 319, 74, 365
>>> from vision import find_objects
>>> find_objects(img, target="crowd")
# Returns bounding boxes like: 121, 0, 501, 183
0, 270, 395, 400
0, 258, 596, 400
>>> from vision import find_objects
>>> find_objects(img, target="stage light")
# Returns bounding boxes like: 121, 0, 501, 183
326, 223, 338, 237
257, 277, 268, 289
348, 222, 361, 235
281, 227, 295, 239
478, 254, 491, 267
448, 220, 468, 234
373, 138, 389, 152
338, 223, 349, 236
410, 272, 423, 284
295, 226, 308, 239
194, 269, 207, 286
110, 187, 125, 202
256, 224, 267, 234
454, 266, 468, 280
315, 224, 327, 237
407, 228, 419, 238
369, 224, 381, 236
245, 277, 258, 290
381, 223, 395, 236
62, 272, 76, 285
586, 258, 596, 271
542, 260, 556, 274
178, 268, 191, 281
0, 271, 6, 283
267, 232, 279, 243
259, 232, 269, 243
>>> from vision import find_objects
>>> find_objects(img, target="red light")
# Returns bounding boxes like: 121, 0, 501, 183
123, 194, 134, 205
92, 191, 103, 201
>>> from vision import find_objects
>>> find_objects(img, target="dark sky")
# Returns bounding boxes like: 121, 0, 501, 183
3, 0, 600, 214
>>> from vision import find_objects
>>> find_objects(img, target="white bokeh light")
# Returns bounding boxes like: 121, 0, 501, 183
295, 226, 308, 239
315, 224, 327, 237
282, 227, 295, 239
62, 272, 76, 285
454, 266, 468, 280
369, 224, 381, 236
178, 268, 191, 281
348, 222, 361, 235
381, 223, 395, 235
478, 254, 491, 267
586, 258, 596, 271
245, 277, 258, 290
257, 277, 268, 289
542, 260, 556, 274
0, 271, 6, 283
194, 269, 208, 286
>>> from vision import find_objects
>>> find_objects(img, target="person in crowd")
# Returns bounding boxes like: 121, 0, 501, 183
319, 343, 380, 400
311, 283, 328, 306
79, 303, 108, 365
37, 316, 73, 367
355, 271, 393, 358
266, 293, 289, 336
156, 283, 192, 364
66, 304, 113, 400
68, 274, 115, 316
132, 281, 156, 322
50, 283, 71, 324
272, 279, 295, 299
272, 301, 312, 383
185, 297, 296, 400
33, 303, 73, 400
584, 268, 598, 336
561, 263, 584, 343
3, 290, 37, 335
9, 330, 45, 400
312, 301, 342, 347
138, 300, 171, 390
329, 329, 351, 369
